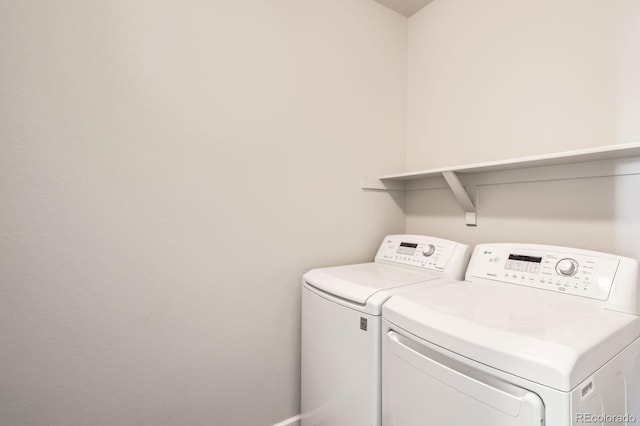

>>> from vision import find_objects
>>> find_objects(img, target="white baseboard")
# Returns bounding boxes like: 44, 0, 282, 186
272, 414, 300, 426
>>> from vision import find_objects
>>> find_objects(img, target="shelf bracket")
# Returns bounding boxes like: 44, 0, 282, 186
441, 171, 477, 226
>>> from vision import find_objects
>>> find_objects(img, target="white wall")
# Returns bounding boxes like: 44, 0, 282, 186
0, 1, 407, 425
407, 0, 640, 170
405, 0, 640, 261
405, 170, 640, 260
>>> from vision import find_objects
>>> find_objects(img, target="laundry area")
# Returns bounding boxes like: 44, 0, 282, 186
2, 0, 640, 425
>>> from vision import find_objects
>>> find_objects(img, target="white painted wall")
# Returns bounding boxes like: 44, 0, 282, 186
405, 0, 640, 262
0, 1, 407, 425
405, 168, 640, 261
407, 0, 640, 170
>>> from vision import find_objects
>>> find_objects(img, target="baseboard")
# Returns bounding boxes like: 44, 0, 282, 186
272, 414, 300, 426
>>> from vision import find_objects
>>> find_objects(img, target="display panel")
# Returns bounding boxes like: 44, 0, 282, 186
397, 242, 418, 255
508, 254, 542, 263
400, 243, 418, 249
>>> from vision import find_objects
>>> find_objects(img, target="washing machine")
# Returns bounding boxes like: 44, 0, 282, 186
382, 243, 640, 426
301, 234, 470, 426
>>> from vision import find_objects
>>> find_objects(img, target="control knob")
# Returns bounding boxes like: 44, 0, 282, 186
556, 258, 578, 276
422, 244, 436, 257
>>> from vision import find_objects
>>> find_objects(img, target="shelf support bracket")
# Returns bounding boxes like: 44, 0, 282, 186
441, 171, 477, 226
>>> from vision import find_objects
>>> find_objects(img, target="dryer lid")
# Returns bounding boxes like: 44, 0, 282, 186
383, 280, 640, 392
304, 263, 438, 305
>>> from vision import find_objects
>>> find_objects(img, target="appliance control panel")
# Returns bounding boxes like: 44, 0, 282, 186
469, 244, 621, 300
375, 235, 460, 272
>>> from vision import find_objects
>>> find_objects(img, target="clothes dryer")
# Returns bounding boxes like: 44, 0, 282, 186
382, 243, 640, 426
301, 235, 470, 426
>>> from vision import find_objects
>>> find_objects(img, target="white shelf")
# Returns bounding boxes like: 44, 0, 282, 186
363, 142, 640, 226
379, 142, 640, 181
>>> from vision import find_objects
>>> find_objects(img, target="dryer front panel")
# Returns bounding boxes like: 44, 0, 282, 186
382, 326, 545, 426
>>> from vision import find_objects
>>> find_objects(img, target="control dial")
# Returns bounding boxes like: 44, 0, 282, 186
556, 258, 579, 276
422, 244, 436, 257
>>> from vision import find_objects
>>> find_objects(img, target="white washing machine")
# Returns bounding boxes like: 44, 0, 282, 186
301, 235, 470, 426
382, 243, 640, 426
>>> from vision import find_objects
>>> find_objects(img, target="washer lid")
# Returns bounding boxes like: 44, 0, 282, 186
304, 263, 438, 305
383, 280, 640, 392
